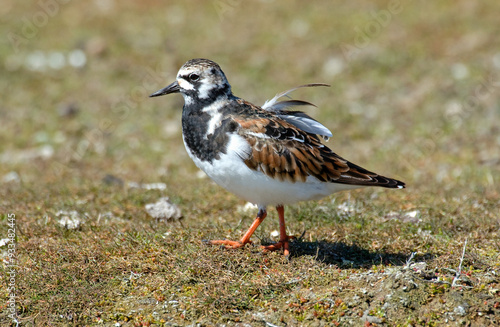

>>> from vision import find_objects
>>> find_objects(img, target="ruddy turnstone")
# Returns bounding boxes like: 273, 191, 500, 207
150, 58, 405, 256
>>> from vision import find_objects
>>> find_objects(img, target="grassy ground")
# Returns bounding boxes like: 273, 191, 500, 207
1, 0, 499, 325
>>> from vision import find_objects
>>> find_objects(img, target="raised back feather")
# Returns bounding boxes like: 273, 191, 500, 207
262, 83, 333, 140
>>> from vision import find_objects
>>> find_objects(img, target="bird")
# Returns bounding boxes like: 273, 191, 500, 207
150, 58, 405, 256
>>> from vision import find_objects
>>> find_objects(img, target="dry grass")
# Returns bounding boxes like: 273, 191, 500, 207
1, 0, 499, 325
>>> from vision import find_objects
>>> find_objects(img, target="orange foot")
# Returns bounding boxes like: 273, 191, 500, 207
204, 206, 297, 257
262, 235, 295, 257
207, 239, 252, 249
205, 208, 267, 251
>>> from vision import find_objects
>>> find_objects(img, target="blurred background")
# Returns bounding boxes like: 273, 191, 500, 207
1, 1, 499, 325
1, 0, 499, 197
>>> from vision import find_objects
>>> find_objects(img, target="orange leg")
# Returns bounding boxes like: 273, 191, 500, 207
209, 208, 267, 249
262, 205, 293, 256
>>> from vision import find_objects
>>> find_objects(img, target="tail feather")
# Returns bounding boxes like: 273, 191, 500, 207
340, 159, 406, 189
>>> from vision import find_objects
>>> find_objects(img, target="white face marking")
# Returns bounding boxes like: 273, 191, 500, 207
177, 66, 197, 77
201, 98, 226, 137
177, 78, 194, 91
197, 81, 214, 99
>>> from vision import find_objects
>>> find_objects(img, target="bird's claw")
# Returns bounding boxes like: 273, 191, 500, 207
205, 239, 252, 249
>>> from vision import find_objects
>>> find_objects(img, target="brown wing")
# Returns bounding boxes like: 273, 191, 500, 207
232, 103, 404, 188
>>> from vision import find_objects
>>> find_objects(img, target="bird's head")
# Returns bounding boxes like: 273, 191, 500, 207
150, 58, 232, 103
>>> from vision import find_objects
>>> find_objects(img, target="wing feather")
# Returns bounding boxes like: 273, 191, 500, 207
262, 83, 330, 110
261, 83, 333, 140
230, 100, 405, 188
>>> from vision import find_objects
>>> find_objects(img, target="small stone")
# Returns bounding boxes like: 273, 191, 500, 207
410, 262, 427, 273
236, 202, 258, 215
2, 171, 20, 184
145, 197, 182, 221
454, 305, 467, 316
451, 63, 469, 80
323, 56, 345, 78
361, 309, 383, 324
0, 145, 54, 164
336, 202, 356, 217
270, 230, 279, 238
68, 49, 86, 68
347, 294, 361, 307
128, 181, 167, 190
385, 210, 421, 223
56, 210, 83, 229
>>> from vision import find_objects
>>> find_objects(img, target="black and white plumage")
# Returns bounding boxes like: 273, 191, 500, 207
150, 58, 405, 256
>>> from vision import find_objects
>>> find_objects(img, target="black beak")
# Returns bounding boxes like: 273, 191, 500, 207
149, 81, 180, 97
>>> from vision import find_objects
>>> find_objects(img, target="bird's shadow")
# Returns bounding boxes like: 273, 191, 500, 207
264, 239, 433, 267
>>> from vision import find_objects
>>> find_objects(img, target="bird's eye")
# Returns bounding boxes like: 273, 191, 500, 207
189, 73, 200, 81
